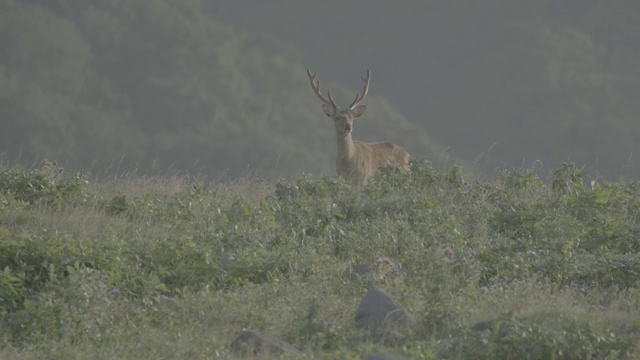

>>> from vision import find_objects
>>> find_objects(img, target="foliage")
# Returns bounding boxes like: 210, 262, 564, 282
443, 310, 636, 359
0, 160, 88, 207
0, 0, 447, 179
5, 1, 639, 179
0, 161, 639, 358
213, 2, 640, 178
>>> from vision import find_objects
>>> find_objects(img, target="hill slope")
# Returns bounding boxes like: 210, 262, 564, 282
0, 161, 638, 358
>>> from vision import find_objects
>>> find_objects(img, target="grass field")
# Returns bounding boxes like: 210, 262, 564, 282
1, 160, 639, 359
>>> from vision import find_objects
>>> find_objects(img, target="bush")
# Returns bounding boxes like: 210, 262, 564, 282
0, 161, 88, 207
1, 161, 639, 358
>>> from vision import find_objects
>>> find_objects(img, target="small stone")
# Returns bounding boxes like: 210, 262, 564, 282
355, 288, 410, 330
471, 318, 495, 331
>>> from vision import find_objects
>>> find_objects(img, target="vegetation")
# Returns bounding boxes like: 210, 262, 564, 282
218, 1, 640, 178
3, 1, 639, 179
1, 160, 638, 359
0, 0, 449, 179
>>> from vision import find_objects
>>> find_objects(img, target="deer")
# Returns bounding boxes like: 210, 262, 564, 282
307, 68, 410, 184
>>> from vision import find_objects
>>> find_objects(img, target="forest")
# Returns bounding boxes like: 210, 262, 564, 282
0, 0, 450, 179
1, 1, 639, 179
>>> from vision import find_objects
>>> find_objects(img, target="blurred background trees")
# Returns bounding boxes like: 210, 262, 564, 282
1, 0, 638, 179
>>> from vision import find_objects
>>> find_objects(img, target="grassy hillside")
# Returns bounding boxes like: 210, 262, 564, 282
0, 160, 639, 359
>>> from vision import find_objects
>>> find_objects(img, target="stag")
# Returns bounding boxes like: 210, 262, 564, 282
307, 69, 410, 184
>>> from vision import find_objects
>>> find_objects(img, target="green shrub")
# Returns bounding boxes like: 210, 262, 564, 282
1, 161, 639, 358
0, 161, 88, 207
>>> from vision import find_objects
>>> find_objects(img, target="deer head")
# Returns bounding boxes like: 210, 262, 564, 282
307, 69, 371, 136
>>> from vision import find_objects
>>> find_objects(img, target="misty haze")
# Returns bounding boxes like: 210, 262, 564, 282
1, 1, 639, 180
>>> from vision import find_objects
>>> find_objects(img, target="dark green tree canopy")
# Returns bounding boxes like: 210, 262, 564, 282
1, 0, 639, 179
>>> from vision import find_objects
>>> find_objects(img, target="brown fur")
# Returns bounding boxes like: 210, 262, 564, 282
307, 69, 410, 184
337, 137, 410, 184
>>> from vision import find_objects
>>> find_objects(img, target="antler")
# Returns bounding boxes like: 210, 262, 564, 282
307, 69, 338, 108
349, 70, 371, 109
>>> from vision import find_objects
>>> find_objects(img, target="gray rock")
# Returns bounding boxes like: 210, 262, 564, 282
355, 288, 410, 330
364, 352, 411, 360
229, 330, 302, 357
471, 318, 495, 331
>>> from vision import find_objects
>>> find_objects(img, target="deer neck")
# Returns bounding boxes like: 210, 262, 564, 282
336, 131, 356, 161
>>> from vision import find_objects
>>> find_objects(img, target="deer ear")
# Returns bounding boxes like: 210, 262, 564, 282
352, 105, 366, 118
322, 104, 336, 117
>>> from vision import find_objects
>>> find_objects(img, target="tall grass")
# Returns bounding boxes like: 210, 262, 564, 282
0, 160, 638, 359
